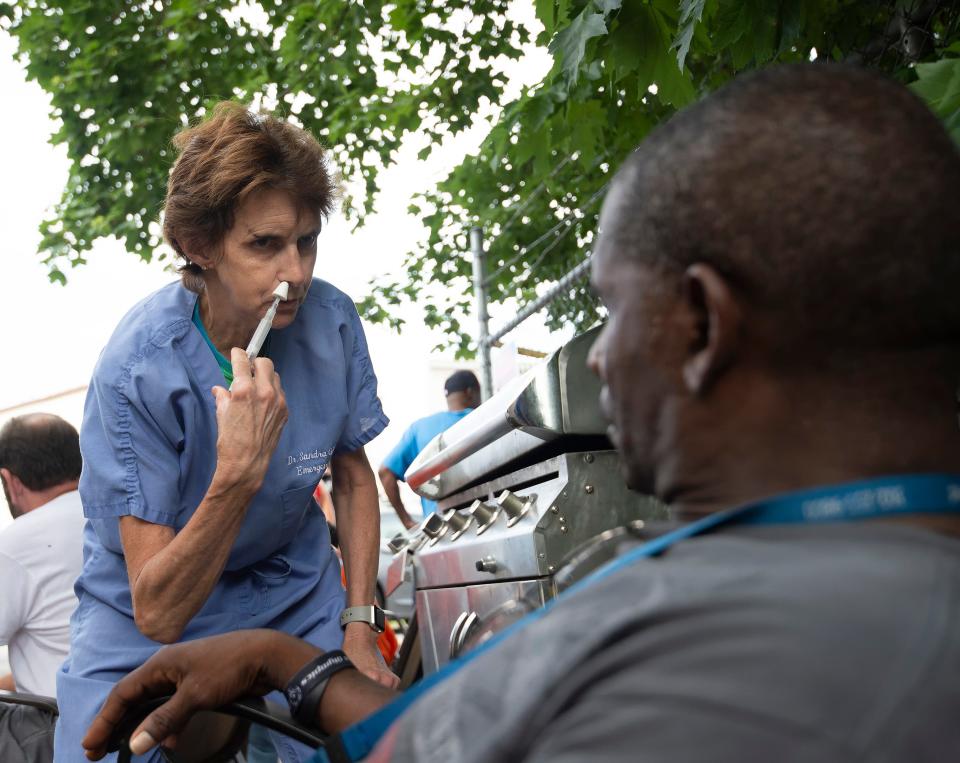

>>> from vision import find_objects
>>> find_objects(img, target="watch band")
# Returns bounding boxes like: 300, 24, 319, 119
283, 650, 355, 725
339, 605, 386, 633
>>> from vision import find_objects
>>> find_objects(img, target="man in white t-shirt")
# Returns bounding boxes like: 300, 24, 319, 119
0, 413, 85, 698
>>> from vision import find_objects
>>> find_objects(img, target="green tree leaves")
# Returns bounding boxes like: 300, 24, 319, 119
912, 55, 960, 144
674, 0, 706, 70
550, 8, 608, 87
4, 1, 960, 349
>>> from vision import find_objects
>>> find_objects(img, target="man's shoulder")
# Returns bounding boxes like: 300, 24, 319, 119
411, 410, 465, 434
482, 521, 960, 680
0, 518, 36, 566
622, 521, 960, 603
677, 520, 960, 572
549, 521, 960, 683
0, 492, 85, 560
556, 523, 960, 755
411, 523, 960, 762
411, 410, 450, 427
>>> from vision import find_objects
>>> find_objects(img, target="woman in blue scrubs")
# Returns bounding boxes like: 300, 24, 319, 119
55, 103, 396, 762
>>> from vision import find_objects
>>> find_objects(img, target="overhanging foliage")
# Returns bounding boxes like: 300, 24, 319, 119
3, 1, 958, 354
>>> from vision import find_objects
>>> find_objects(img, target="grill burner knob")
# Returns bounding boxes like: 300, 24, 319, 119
445, 510, 473, 541
475, 556, 498, 573
469, 500, 500, 535
496, 490, 535, 526
421, 513, 448, 545
386, 533, 408, 553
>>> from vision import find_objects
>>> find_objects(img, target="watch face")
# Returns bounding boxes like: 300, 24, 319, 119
341, 606, 386, 632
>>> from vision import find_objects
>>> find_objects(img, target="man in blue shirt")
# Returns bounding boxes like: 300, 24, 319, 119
378, 371, 480, 528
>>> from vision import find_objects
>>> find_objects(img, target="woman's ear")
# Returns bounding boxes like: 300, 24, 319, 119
681, 263, 743, 395
177, 238, 213, 271
189, 254, 214, 271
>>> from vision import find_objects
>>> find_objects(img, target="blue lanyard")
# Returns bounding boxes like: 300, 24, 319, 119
322, 474, 960, 762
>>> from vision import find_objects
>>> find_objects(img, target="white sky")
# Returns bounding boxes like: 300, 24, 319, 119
0, 22, 572, 534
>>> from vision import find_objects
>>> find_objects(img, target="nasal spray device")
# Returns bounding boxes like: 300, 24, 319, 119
245, 281, 290, 361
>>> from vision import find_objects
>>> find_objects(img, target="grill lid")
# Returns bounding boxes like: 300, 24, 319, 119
405, 326, 606, 499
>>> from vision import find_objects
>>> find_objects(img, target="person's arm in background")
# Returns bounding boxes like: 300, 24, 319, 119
378, 424, 420, 530
0, 673, 15, 691
377, 466, 416, 530
332, 447, 399, 689
81, 630, 398, 760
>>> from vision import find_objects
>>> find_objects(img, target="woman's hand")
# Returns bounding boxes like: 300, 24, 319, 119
120, 348, 289, 644
211, 348, 288, 493
342, 625, 401, 689
82, 630, 320, 760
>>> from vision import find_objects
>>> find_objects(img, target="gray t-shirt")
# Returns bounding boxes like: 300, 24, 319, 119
385, 523, 960, 762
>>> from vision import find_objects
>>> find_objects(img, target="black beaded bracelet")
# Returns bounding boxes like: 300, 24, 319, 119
283, 650, 355, 726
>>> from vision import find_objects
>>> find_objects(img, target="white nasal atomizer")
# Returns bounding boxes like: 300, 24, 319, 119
245, 281, 289, 360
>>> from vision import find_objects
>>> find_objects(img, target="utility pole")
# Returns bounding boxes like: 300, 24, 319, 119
470, 226, 493, 401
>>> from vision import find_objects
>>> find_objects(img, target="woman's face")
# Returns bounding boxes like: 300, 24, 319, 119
201, 187, 320, 339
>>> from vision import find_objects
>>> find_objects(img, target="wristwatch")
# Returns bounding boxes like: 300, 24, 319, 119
339, 604, 386, 633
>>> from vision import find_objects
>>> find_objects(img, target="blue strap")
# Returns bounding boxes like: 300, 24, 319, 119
320, 473, 960, 762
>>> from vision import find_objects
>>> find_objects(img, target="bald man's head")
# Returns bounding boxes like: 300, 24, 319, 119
604, 63, 960, 361
590, 63, 960, 495
0, 413, 82, 493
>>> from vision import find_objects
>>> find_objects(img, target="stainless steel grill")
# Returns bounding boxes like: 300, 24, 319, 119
385, 327, 666, 674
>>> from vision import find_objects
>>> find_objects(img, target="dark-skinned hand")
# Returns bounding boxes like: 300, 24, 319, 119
82, 630, 320, 760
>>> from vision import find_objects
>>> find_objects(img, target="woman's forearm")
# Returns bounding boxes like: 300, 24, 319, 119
128, 474, 256, 643
332, 449, 400, 687
335, 471, 381, 611
126, 353, 287, 643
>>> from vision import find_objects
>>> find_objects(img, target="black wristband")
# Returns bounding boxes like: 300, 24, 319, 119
283, 650, 355, 726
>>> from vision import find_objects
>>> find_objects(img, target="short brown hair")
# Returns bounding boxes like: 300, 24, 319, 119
163, 102, 338, 291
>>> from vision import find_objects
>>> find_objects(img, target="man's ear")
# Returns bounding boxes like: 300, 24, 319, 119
0, 468, 23, 500
681, 264, 742, 395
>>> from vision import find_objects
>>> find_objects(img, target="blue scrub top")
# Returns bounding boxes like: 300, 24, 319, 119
55, 279, 388, 763
381, 409, 472, 515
